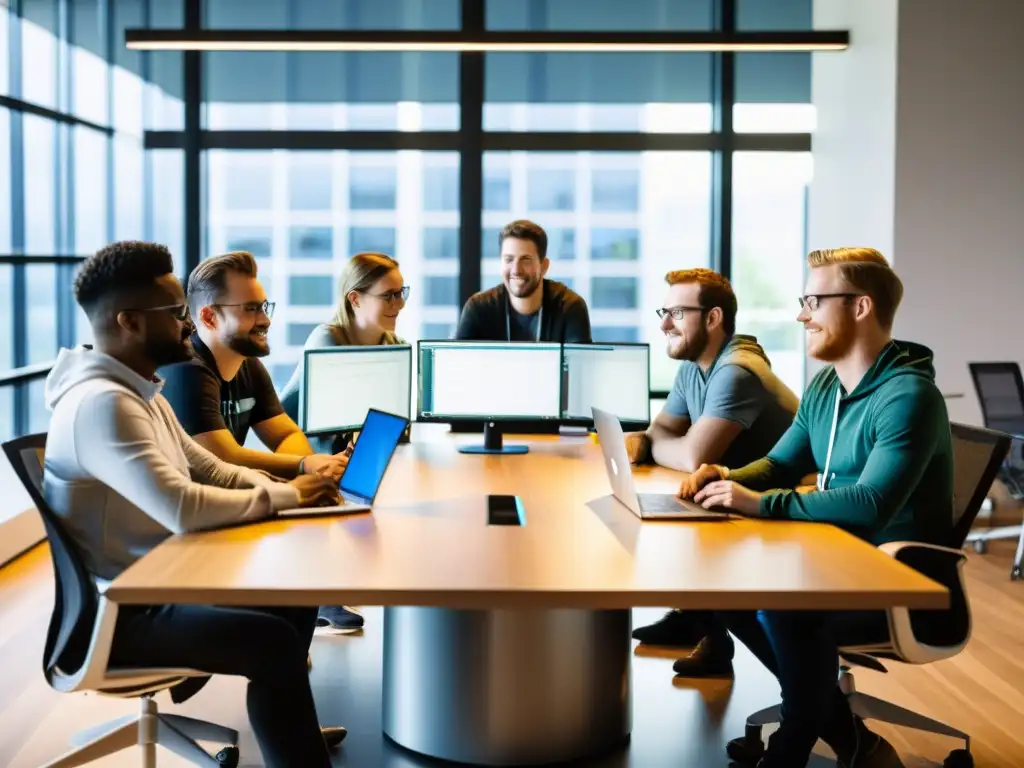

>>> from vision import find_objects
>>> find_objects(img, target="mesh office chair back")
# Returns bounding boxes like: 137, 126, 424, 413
2, 433, 99, 686
968, 362, 1024, 497
896, 423, 1011, 648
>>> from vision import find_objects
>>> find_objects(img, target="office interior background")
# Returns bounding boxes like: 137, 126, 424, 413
0, 0, 815, 441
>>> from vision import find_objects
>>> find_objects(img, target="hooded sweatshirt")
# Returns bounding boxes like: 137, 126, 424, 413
42, 346, 300, 580
727, 340, 953, 546
665, 334, 800, 469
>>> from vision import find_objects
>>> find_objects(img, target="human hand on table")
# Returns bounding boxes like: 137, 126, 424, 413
692, 479, 763, 516
676, 463, 727, 499
624, 431, 651, 465
300, 452, 347, 481
289, 474, 341, 507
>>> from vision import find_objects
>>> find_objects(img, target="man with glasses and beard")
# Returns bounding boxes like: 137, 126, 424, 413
160, 251, 348, 482
42, 241, 349, 766
626, 268, 799, 673
680, 248, 952, 768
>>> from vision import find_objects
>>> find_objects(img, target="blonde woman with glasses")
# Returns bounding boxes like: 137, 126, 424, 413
279, 252, 408, 633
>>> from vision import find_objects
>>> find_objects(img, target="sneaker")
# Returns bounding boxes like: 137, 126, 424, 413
321, 726, 348, 749
631, 610, 707, 646
316, 606, 365, 632
672, 630, 735, 677
829, 715, 904, 768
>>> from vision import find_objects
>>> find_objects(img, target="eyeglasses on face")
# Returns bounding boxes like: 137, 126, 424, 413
655, 305, 705, 321
363, 286, 410, 303
126, 303, 190, 322
797, 293, 860, 312
213, 300, 276, 318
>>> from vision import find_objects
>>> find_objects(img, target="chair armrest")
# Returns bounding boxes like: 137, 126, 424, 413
878, 541, 964, 559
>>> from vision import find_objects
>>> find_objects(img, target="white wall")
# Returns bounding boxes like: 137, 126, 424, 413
810, 0, 1024, 423
891, 0, 1024, 425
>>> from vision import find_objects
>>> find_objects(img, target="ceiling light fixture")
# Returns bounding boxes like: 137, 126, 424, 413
125, 29, 850, 54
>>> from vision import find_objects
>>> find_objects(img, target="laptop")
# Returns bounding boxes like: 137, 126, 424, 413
592, 407, 731, 521
279, 408, 409, 517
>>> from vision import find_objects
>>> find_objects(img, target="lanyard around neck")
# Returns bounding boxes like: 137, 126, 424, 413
505, 294, 543, 342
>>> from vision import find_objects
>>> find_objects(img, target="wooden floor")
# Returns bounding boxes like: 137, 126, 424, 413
1, 540, 1022, 768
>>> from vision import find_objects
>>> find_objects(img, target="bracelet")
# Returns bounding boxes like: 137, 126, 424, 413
297, 457, 305, 475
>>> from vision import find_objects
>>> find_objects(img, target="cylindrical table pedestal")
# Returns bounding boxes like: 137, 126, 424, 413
382, 606, 631, 766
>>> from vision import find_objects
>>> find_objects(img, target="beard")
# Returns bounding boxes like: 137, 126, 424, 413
506, 274, 542, 299
226, 328, 270, 358
150, 328, 194, 367
666, 324, 709, 362
806, 318, 855, 362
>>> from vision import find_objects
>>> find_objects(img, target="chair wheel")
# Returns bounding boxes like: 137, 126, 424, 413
972, 539, 987, 554
943, 749, 973, 768
216, 746, 239, 767
1012, 565, 1022, 581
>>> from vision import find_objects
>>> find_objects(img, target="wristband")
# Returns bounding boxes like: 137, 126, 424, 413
298, 457, 306, 475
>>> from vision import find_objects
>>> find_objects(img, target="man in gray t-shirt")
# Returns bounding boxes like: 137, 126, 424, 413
627, 268, 799, 675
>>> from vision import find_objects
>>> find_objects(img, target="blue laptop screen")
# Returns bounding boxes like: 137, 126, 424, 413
339, 410, 407, 501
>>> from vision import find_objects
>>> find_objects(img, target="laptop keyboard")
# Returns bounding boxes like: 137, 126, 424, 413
637, 493, 684, 512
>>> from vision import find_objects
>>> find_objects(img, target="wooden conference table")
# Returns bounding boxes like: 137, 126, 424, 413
108, 427, 947, 766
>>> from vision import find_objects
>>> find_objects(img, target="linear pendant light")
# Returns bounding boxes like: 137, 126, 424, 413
125, 29, 850, 53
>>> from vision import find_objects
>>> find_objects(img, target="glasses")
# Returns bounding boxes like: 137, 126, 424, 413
213, 300, 276, 318
126, 303, 190, 322
655, 305, 705, 320
363, 286, 410, 303
797, 293, 860, 311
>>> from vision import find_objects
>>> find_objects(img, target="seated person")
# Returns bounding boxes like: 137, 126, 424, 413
42, 241, 348, 767
681, 247, 952, 768
161, 250, 363, 633
456, 219, 592, 343
280, 251, 407, 432
627, 269, 799, 673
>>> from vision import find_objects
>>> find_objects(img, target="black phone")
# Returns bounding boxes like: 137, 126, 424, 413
487, 494, 525, 526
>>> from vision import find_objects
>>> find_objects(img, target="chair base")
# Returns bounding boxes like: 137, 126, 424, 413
742, 672, 971, 761
42, 696, 239, 768
966, 523, 1024, 579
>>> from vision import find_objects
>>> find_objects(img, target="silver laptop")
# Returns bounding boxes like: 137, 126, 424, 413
279, 408, 409, 517
592, 407, 730, 521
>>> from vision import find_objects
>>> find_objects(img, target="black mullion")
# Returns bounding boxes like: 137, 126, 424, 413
141, 0, 155, 242
182, 0, 202, 278
104, 0, 116, 244
9, 4, 27, 432
711, 0, 736, 280
457, 0, 484, 309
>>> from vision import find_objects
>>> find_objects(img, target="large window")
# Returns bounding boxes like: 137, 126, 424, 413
204, 149, 461, 378
732, 152, 812, 394
1, 0, 187, 438
481, 151, 712, 391
2, 0, 819, 440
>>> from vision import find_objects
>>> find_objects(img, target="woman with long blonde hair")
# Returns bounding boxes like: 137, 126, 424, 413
280, 252, 407, 421
279, 252, 408, 633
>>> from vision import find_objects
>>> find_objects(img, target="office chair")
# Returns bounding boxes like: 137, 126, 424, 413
2, 434, 239, 768
733, 423, 1010, 768
964, 362, 1024, 579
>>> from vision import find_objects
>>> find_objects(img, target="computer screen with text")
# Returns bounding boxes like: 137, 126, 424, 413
418, 342, 562, 421
562, 343, 650, 424
303, 346, 412, 434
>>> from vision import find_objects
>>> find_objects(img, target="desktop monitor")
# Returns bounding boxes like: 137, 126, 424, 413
561, 343, 650, 429
417, 341, 562, 454
301, 345, 412, 435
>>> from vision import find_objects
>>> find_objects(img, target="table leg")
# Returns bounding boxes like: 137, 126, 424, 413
382, 606, 631, 766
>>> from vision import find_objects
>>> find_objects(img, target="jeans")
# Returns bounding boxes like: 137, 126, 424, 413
721, 609, 890, 765
108, 604, 332, 768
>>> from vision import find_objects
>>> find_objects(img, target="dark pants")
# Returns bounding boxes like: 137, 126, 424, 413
108, 604, 332, 768
721, 609, 890, 765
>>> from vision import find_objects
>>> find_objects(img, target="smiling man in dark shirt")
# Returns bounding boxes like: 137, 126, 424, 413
455, 220, 592, 343
160, 251, 348, 482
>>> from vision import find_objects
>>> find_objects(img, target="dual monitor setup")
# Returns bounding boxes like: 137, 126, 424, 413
300, 341, 651, 455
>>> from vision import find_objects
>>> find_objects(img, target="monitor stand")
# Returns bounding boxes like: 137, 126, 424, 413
458, 422, 529, 455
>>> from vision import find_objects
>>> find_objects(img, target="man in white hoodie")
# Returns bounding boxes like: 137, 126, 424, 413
43, 241, 345, 768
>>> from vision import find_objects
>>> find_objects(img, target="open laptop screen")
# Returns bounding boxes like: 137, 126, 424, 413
339, 409, 408, 502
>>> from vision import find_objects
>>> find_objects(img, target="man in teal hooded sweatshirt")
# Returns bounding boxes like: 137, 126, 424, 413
682, 248, 953, 768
